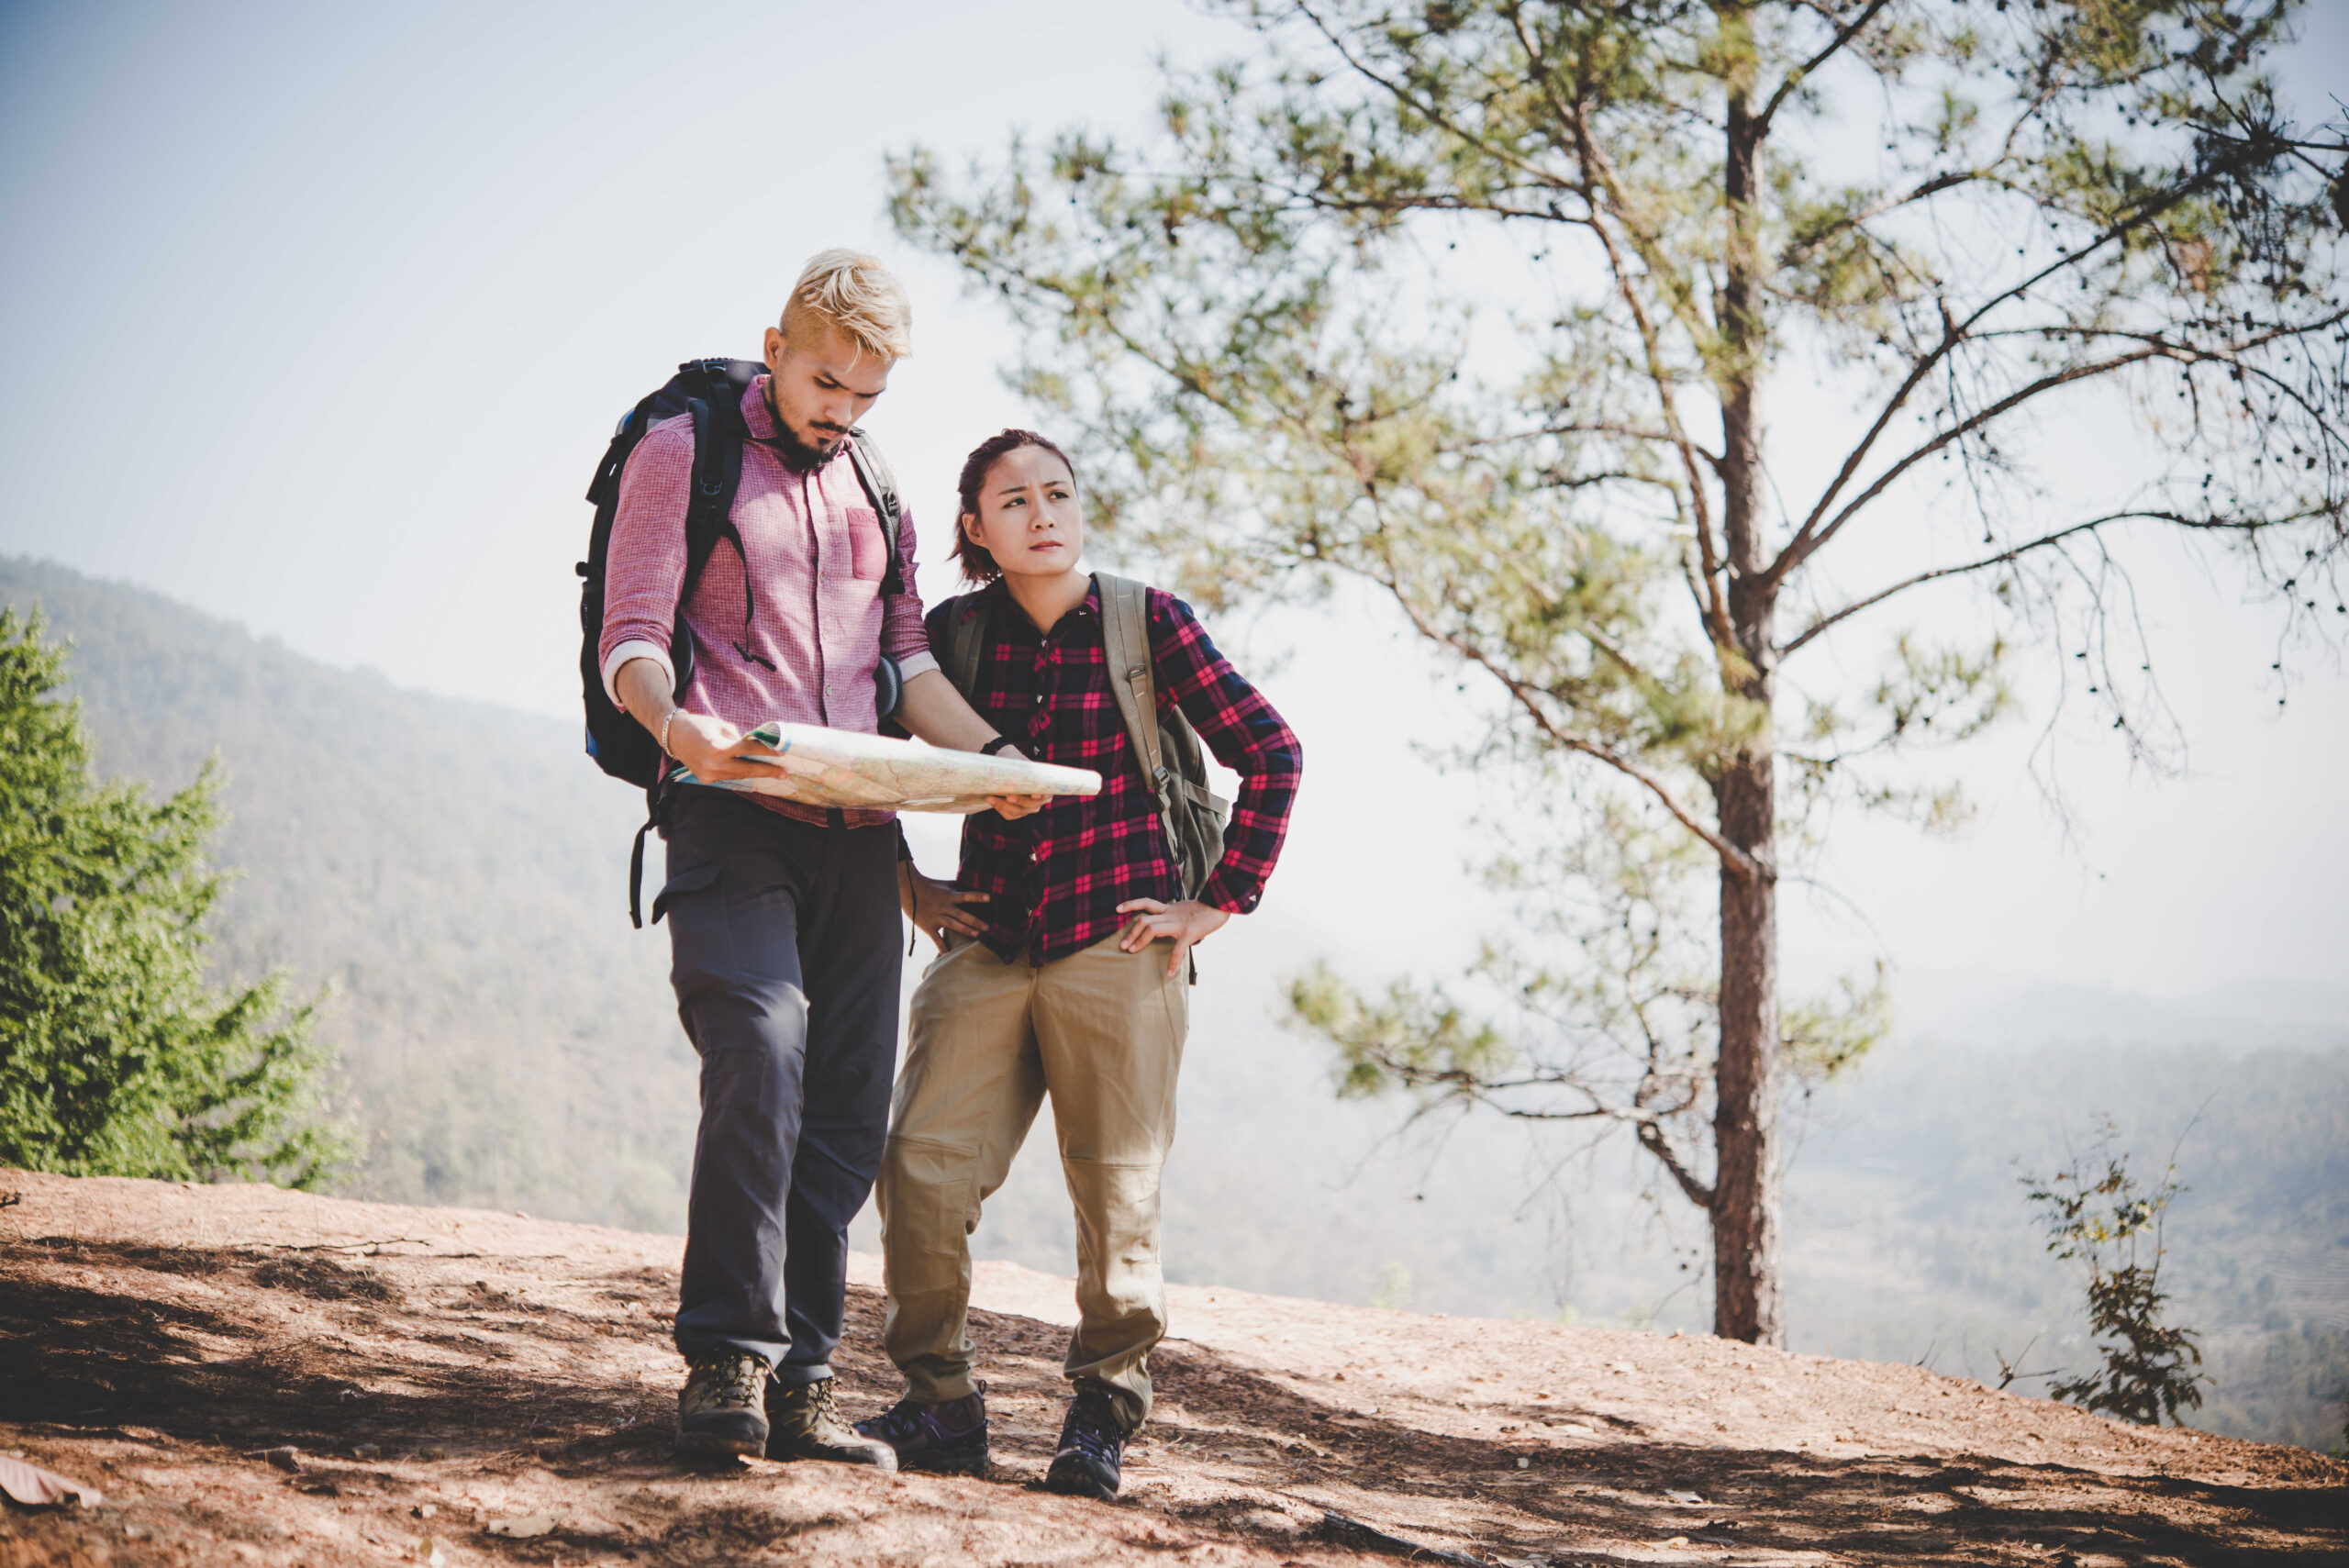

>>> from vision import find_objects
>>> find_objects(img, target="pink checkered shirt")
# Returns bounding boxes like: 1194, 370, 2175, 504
596, 374, 939, 828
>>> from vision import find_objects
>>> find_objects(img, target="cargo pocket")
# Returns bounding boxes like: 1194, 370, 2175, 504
651, 861, 720, 926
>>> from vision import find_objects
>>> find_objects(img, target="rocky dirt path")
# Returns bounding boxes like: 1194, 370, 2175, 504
1, 1173, 2340, 1566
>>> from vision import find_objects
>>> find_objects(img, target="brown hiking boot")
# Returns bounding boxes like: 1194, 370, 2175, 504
675, 1351, 769, 1458
766, 1377, 898, 1470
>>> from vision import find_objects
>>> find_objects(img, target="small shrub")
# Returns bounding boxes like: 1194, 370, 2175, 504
2021, 1118, 2206, 1426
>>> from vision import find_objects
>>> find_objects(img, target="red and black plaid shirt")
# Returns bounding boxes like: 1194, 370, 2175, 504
927, 578, 1302, 965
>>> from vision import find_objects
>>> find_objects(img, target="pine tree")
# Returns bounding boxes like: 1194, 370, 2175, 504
888, 0, 2347, 1341
0, 609, 339, 1186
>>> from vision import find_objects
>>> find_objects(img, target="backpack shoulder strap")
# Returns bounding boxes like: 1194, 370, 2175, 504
846, 431, 908, 597
1095, 573, 1167, 790
684, 390, 747, 590
944, 591, 992, 699
683, 386, 757, 673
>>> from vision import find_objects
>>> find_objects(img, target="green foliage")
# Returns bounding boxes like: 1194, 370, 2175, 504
1782, 963, 1891, 1083
1289, 961, 1514, 1101
0, 610, 339, 1185
2023, 1118, 2208, 1425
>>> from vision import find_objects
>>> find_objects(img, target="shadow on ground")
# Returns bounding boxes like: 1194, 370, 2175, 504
3, 1236, 2343, 1566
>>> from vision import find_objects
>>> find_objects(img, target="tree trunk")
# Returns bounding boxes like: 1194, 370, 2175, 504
1710, 73, 1783, 1346
1710, 735, 1780, 1345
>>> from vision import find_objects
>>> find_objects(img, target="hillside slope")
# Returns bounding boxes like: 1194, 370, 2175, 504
3, 1173, 2342, 1568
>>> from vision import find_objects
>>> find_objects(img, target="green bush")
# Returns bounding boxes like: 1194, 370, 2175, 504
0, 609, 340, 1185
2023, 1119, 2207, 1426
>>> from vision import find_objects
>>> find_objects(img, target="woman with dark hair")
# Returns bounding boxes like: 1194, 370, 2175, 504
857, 429, 1303, 1499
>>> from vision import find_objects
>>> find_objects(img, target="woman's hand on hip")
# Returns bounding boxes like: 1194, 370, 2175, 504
904, 868, 989, 951
1114, 897, 1230, 978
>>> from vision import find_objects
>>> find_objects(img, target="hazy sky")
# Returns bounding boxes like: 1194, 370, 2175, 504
4, 0, 2344, 1022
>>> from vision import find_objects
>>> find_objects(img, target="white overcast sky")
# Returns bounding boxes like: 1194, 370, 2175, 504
2, 0, 2344, 1023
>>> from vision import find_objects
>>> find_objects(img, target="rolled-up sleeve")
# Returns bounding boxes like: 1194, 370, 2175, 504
597, 417, 694, 709
882, 499, 938, 681
1148, 591, 1302, 916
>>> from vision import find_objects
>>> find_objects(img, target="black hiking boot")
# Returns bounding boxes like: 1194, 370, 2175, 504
674, 1351, 769, 1459
853, 1384, 989, 1474
765, 1376, 898, 1470
1043, 1381, 1128, 1501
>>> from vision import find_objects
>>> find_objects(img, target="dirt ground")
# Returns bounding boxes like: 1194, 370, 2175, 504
1, 1173, 2340, 1567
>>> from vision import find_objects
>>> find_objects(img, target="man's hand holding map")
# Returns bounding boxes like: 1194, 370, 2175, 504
671, 721, 1101, 814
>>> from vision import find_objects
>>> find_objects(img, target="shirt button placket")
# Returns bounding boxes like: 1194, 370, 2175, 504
1030, 645, 1051, 742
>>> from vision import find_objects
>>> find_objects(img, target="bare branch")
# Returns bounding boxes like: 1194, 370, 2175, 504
1755, 0, 1899, 137
1777, 507, 2275, 656
1772, 164, 2231, 582
1532, 468, 1688, 495
1483, 420, 1717, 460
1637, 1118, 1718, 1209
1784, 343, 2168, 574
1779, 168, 1985, 262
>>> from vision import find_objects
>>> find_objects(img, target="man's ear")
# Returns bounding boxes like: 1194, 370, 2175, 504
763, 325, 787, 373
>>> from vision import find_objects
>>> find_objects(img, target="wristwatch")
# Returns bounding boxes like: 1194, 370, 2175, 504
978, 736, 1019, 757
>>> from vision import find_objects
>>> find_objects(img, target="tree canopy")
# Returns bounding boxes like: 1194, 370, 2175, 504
0, 609, 337, 1185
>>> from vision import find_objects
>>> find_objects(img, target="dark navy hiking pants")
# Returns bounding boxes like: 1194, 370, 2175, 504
654, 786, 901, 1383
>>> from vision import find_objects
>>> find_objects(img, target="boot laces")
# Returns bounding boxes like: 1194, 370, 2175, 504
1059, 1385, 1123, 1463
866, 1398, 929, 1444
800, 1379, 844, 1430
686, 1353, 763, 1413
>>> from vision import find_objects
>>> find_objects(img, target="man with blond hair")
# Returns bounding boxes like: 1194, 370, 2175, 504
600, 250, 1043, 1463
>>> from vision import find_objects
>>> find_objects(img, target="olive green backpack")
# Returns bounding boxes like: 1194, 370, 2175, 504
942, 573, 1231, 900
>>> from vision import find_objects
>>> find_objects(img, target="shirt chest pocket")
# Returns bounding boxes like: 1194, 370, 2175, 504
843, 506, 886, 583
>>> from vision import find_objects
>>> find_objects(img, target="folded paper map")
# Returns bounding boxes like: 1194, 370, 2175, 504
670, 722, 1102, 813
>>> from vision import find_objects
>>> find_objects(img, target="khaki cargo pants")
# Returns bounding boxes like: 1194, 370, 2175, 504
876, 930, 1187, 1432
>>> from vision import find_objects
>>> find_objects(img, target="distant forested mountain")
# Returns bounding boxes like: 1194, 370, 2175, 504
5, 555, 2342, 1451
1, 555, 695, 1231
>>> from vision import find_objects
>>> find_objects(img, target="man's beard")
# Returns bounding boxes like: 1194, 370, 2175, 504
763, 389, 847, 471
764, 421, 846, 472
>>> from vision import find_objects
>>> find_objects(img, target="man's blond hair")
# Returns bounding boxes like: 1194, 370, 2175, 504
780, 249, 912, 363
